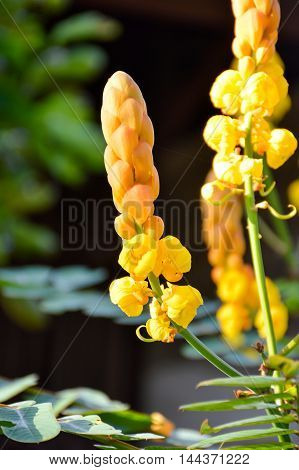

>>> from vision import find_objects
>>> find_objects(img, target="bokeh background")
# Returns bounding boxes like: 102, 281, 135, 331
0, 0, 298, 449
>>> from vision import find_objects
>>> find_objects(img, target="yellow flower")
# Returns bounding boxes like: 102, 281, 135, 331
213, 152, 243, 186
110, 276, 152, 316
217, 266, 251, 303
287, 179, 299, 211
210, 70, 243, 115
248, 276, 281, 310
118, 233, 157, 281
161, 283, 203, 328
266, 129, 297, 169
203, 115, 239, 153
241, 72, 280, 116
239, 115, 271, 155
258, 60, 288, 104
255, 302, 288, 341
216, 302, 251, 341
150, 412, 175, 437
239, 157, 263, 180
146, 297, 176, 343
153, 236, 191, 282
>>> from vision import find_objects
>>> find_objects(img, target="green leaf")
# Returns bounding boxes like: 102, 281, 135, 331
99, 410, 151, 434
40, 292, 102, 314
28, 46, 108, 85
0, 402, 60, 443
59, 415, 121, 437
51, 266, 107, 291
200, 414, 295, 434
0, 375, 38, 403
222, 442, 297, 450
24, 389, 78, 417
59, 415, 163, 443
197, 376, 287, 389
180, 393, 294, 411
266, 355, 299, 378
189, 427, 297, 449
1, 298, 49, 331
168, 428, 204, 446
0, 266, 51, 286
62, 388, 129, 413
277, 278, 299, 313
50, 12, 122, 44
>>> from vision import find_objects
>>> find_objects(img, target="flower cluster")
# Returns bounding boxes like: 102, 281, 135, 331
200, 0, 295, 344
201, 1, 297, 198
102, 71, 203, 342
201, 169, 287, 343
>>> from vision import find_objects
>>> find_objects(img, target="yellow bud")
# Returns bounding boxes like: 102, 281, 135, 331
216, 302, 251, 340
161, 283, 203, 329
231, 0, 255, 18
213, 152, 243, 186
146, 298, 176, 343
122, 184, 154, 225
210, 70, 243, 115
238, 56, 256, 79
241, 72, 280, 115
114, 214, 137, 240
143, 215, 164, 240
118, 233, 157, 281
266, 129, 297, 169
217, 266, 251, 303
150, 413, 175, 437
153, 236, 191, 282
235, 8, 268, 51
255, 302, 288, 341
110, 277, 151, 317
203, 115, 239, 153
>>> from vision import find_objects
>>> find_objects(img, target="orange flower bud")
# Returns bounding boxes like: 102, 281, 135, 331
143, 215, 164, 240
132, 142, 154, 184
253, 0, 273, 15
104, 146, 118, 173
114, 214, 137, 240
109, 124, 138, 165
232, 37, 252, 58
231, 0, 255, 18
107, 160, 134, 201
140, 114, 155, 147
118, 97, 144, 134
122, 184, 154, 225
235, 8, 268, 51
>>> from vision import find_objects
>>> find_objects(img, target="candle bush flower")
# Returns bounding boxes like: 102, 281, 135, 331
101, 71, 203, 342
201, 0, 298, 345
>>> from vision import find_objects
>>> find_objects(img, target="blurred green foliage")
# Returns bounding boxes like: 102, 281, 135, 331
0, 0, 121, 263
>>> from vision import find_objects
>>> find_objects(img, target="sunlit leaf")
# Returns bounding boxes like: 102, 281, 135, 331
200, 414, 295, 434
189, 427, 297, 449
50, 12, 122, 44
0, 374, 38, 403
180, 393, 294, 411
197, 376, 287, 389
0, 402, 60, 443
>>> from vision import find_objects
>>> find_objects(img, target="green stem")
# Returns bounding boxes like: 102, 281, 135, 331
279, 334, 299, 357
147, 272, 241, 378
244, 174, 277, 356
173, 323, 242, 378
245, 131, 291, 444
264, 161, 297, 274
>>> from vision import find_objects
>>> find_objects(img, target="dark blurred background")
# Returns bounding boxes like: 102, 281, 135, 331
0, 0, 298, 449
